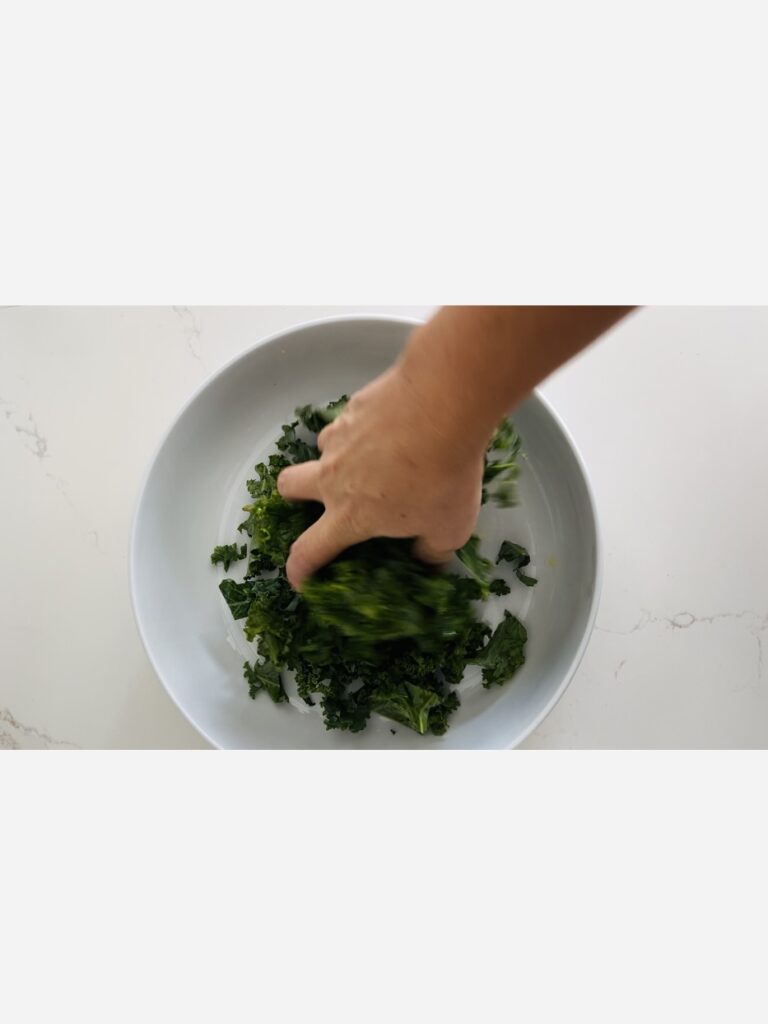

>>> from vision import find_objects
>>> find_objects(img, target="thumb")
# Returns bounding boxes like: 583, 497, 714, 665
286, 513, 354, 590
412, 536, 456, 567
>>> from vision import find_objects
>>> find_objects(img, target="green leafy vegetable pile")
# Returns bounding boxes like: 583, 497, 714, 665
211, 398, 537, 737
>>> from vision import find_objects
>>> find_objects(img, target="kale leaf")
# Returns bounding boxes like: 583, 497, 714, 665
219, 579, 253, 620
489, 578, 511, 596
483, 419, 522, 507
321, 684, 372, 733
456, 534, 494, 597
371, 682, 444, 736
211, 543, 247, 571
237, 448, 322, 568
473, 611, 528, 688
295, 395, 349, 433
275, 421, 319, 464
497, 540, 538, 587
243, 658, 288, 703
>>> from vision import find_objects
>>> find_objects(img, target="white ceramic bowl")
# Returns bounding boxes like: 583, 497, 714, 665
130, 315, 601, 748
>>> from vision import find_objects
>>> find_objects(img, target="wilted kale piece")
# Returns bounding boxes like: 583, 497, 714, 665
497, 540, 538, 587
473, 611, 528, 688
489, 578, 511, 596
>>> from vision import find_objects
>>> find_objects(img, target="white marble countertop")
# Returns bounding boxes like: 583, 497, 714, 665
1, 305, 766, 749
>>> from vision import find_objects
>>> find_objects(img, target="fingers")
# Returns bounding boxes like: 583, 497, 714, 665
316, 423, 335, 453
412, 536, 456, 567
286, 513, 355, 589
277, 460, 322, 502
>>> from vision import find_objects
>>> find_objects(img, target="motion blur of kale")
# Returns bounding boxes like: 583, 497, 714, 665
212, 397, 534, 737
482, 419, 523, 507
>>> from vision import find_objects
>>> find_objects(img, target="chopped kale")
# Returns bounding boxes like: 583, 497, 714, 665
473, 611, 528, 688
210, 543, 247, 571
243, 658, 287, 703
212, 403, 536, 736
295, 395, 349, 433
482, 420, 523, 507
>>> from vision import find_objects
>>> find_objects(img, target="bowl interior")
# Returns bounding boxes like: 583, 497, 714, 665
131, 317, 599, 748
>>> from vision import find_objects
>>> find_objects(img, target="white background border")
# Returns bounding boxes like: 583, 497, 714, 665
2, 0, 767, 1019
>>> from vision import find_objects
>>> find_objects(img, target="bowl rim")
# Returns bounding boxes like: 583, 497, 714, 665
129, 312, 602, 749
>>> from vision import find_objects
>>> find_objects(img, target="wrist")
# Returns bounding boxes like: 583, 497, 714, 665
397, 316, 521, 456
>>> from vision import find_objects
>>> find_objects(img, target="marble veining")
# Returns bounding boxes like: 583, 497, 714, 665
173, 305, 205, 365
0, 390, 106, 552
1, 396, 50, 460
602, 606, 768, 696
2, 394, 78, 516
0, 707, 79, 750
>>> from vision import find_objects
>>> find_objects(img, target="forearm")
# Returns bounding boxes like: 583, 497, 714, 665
399, 305, 632, 453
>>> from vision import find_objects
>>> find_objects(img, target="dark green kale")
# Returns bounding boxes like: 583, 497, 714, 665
456, 535, 494, 597
302, 539, 477, 652
211, 543, 247, 571
219, 579, 253, 620
275, 421, 319, 464
237, 447, 322, 568
489, 578, 511, 596
426, 690, 461, 736
244, 453, 291, 502
483, 419, 522, 507
246, 548, 278, 576
321, 684, 372, 733
243, 576, 302, 662
243, 658, 287, 703
240, 491, 319, 568
473, 611, 528, 688
213, 399, 535, 736
295, 395, 349, 434
497, 540, 538, 587
371, 682, 444, 736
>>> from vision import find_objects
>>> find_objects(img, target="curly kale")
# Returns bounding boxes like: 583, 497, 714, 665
295, 395, 348, 434
211, 543, 247, 571
210, 397, 537, 737
243, 658, 287, 703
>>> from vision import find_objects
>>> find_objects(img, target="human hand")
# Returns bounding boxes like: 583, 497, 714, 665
277, 360, 487, 589
277, 305, 632, 589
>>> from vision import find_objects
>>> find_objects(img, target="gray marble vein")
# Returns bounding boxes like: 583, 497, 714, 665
597, 608, 768, 682
0, 707, 80, 750
1, 398, 50, 460
0, 729, 21, 750
1, 397, 103, 550
172, 305, 204, 364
